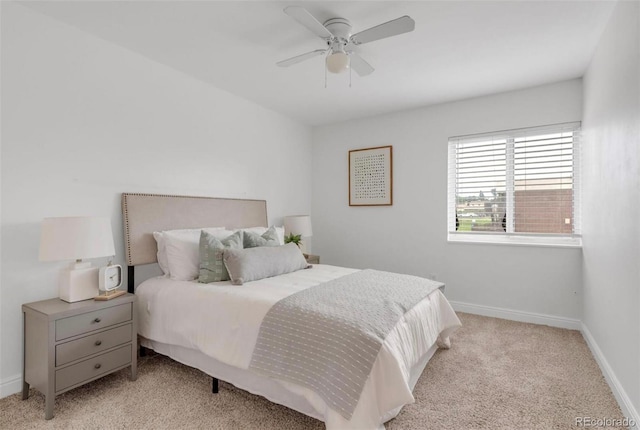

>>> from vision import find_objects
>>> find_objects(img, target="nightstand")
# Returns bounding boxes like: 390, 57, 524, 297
22, 293, 137, 420
304, 254, 320, 264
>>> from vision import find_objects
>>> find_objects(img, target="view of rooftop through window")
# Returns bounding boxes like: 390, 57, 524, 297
449, 123, 580, 236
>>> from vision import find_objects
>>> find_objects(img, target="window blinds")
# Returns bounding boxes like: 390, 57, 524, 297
448, 122, 581, 237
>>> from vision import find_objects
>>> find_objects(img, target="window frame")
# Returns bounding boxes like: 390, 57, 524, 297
447, 122, 582, 248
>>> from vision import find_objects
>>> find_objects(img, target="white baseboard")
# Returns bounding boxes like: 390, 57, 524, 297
0, 374, 22, 398
581, 323, 639, 429
449, 300, 582, 330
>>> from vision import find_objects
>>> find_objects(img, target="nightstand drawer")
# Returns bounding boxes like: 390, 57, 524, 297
56, 324, 132, 366
55, 344, 131, 392
55, 303, 131, 341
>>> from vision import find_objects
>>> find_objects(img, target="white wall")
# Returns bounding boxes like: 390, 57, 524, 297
582, 0, 639, 421
0, 3, 312, 396
312, 80, 583, 323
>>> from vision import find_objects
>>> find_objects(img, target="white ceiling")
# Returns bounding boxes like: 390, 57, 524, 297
23, 1, 615, 126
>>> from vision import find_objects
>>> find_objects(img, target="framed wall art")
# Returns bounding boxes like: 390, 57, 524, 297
349, 145, 393, 206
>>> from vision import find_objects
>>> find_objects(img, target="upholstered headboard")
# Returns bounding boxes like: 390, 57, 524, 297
121, 193, 268, 291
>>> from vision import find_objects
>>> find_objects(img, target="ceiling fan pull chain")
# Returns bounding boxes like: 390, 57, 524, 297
349, 62, 352, 88
324, 59, 327, 88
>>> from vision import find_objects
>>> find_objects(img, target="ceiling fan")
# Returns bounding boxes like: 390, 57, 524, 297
277, 6, 415, 77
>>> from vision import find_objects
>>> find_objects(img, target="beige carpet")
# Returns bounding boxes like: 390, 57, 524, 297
1, 313, 625, 430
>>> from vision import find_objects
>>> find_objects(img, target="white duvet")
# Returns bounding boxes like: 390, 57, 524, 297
136, 265, 461, 429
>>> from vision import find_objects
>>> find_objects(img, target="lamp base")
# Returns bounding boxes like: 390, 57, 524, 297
59, 265, 99, 303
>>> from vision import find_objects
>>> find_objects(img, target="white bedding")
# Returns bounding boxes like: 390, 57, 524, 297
136, 264, 461, 429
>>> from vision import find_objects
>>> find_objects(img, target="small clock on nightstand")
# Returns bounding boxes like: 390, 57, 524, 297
96, 263, 125, 301
304, 254, 320, 264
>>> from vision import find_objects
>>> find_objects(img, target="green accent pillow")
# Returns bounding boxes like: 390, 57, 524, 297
198, 230, 243, 283
243, 226, 280, 248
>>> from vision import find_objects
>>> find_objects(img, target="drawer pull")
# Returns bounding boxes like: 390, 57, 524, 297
93, 318, 101, 323
95, 340, 102, 346
94, 363, 102, 369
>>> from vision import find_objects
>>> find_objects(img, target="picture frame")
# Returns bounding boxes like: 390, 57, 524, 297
349, 145, 393, 206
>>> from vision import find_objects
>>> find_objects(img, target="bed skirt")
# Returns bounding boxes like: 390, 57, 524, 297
139, 337, 439, 429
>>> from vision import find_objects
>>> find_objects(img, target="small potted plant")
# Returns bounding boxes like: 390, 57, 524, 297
284, 233, 302, 248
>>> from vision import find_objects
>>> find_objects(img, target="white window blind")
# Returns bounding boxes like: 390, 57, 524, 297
448, 122, 581, 246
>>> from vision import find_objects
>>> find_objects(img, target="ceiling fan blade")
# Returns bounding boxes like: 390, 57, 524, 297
277, 49, 327, 67
348, 52, 375, 76
284, 6, 333, 39
350, 16, 415, 45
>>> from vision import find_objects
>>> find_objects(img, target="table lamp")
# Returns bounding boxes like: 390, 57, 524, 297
284, 215, 313, 255
39, 216, 115, 302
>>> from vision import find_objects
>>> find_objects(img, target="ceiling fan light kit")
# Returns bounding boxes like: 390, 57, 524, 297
278, 6, 415, 81
326, 51, 350, 74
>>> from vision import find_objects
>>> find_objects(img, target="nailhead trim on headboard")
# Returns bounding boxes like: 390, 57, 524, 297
122, 193, 132, 266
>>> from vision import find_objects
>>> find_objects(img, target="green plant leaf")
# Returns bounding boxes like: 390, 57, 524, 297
284, 233, 303, 247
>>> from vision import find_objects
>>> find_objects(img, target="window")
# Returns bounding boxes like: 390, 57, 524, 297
448, 122, 581, 247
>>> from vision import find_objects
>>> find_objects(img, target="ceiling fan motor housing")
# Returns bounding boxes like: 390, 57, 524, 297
323, 17, 352, 43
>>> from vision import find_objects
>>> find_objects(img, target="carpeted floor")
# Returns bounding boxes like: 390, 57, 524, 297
0, 313, 625, 429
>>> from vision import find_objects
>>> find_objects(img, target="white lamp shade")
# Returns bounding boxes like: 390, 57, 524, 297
39, 216, 116, 262
326, 51, 350, 74
284, 215, 313, 237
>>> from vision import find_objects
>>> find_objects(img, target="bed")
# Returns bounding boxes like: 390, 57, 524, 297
122, 193, 461, 430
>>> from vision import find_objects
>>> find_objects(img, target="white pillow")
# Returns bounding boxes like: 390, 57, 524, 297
152, 231, 171, 275
275, 226, 285, 245
153, 227, 227, 277
240, 226, 285, 245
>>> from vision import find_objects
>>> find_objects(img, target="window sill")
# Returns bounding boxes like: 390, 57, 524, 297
448, 232, 582, 248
